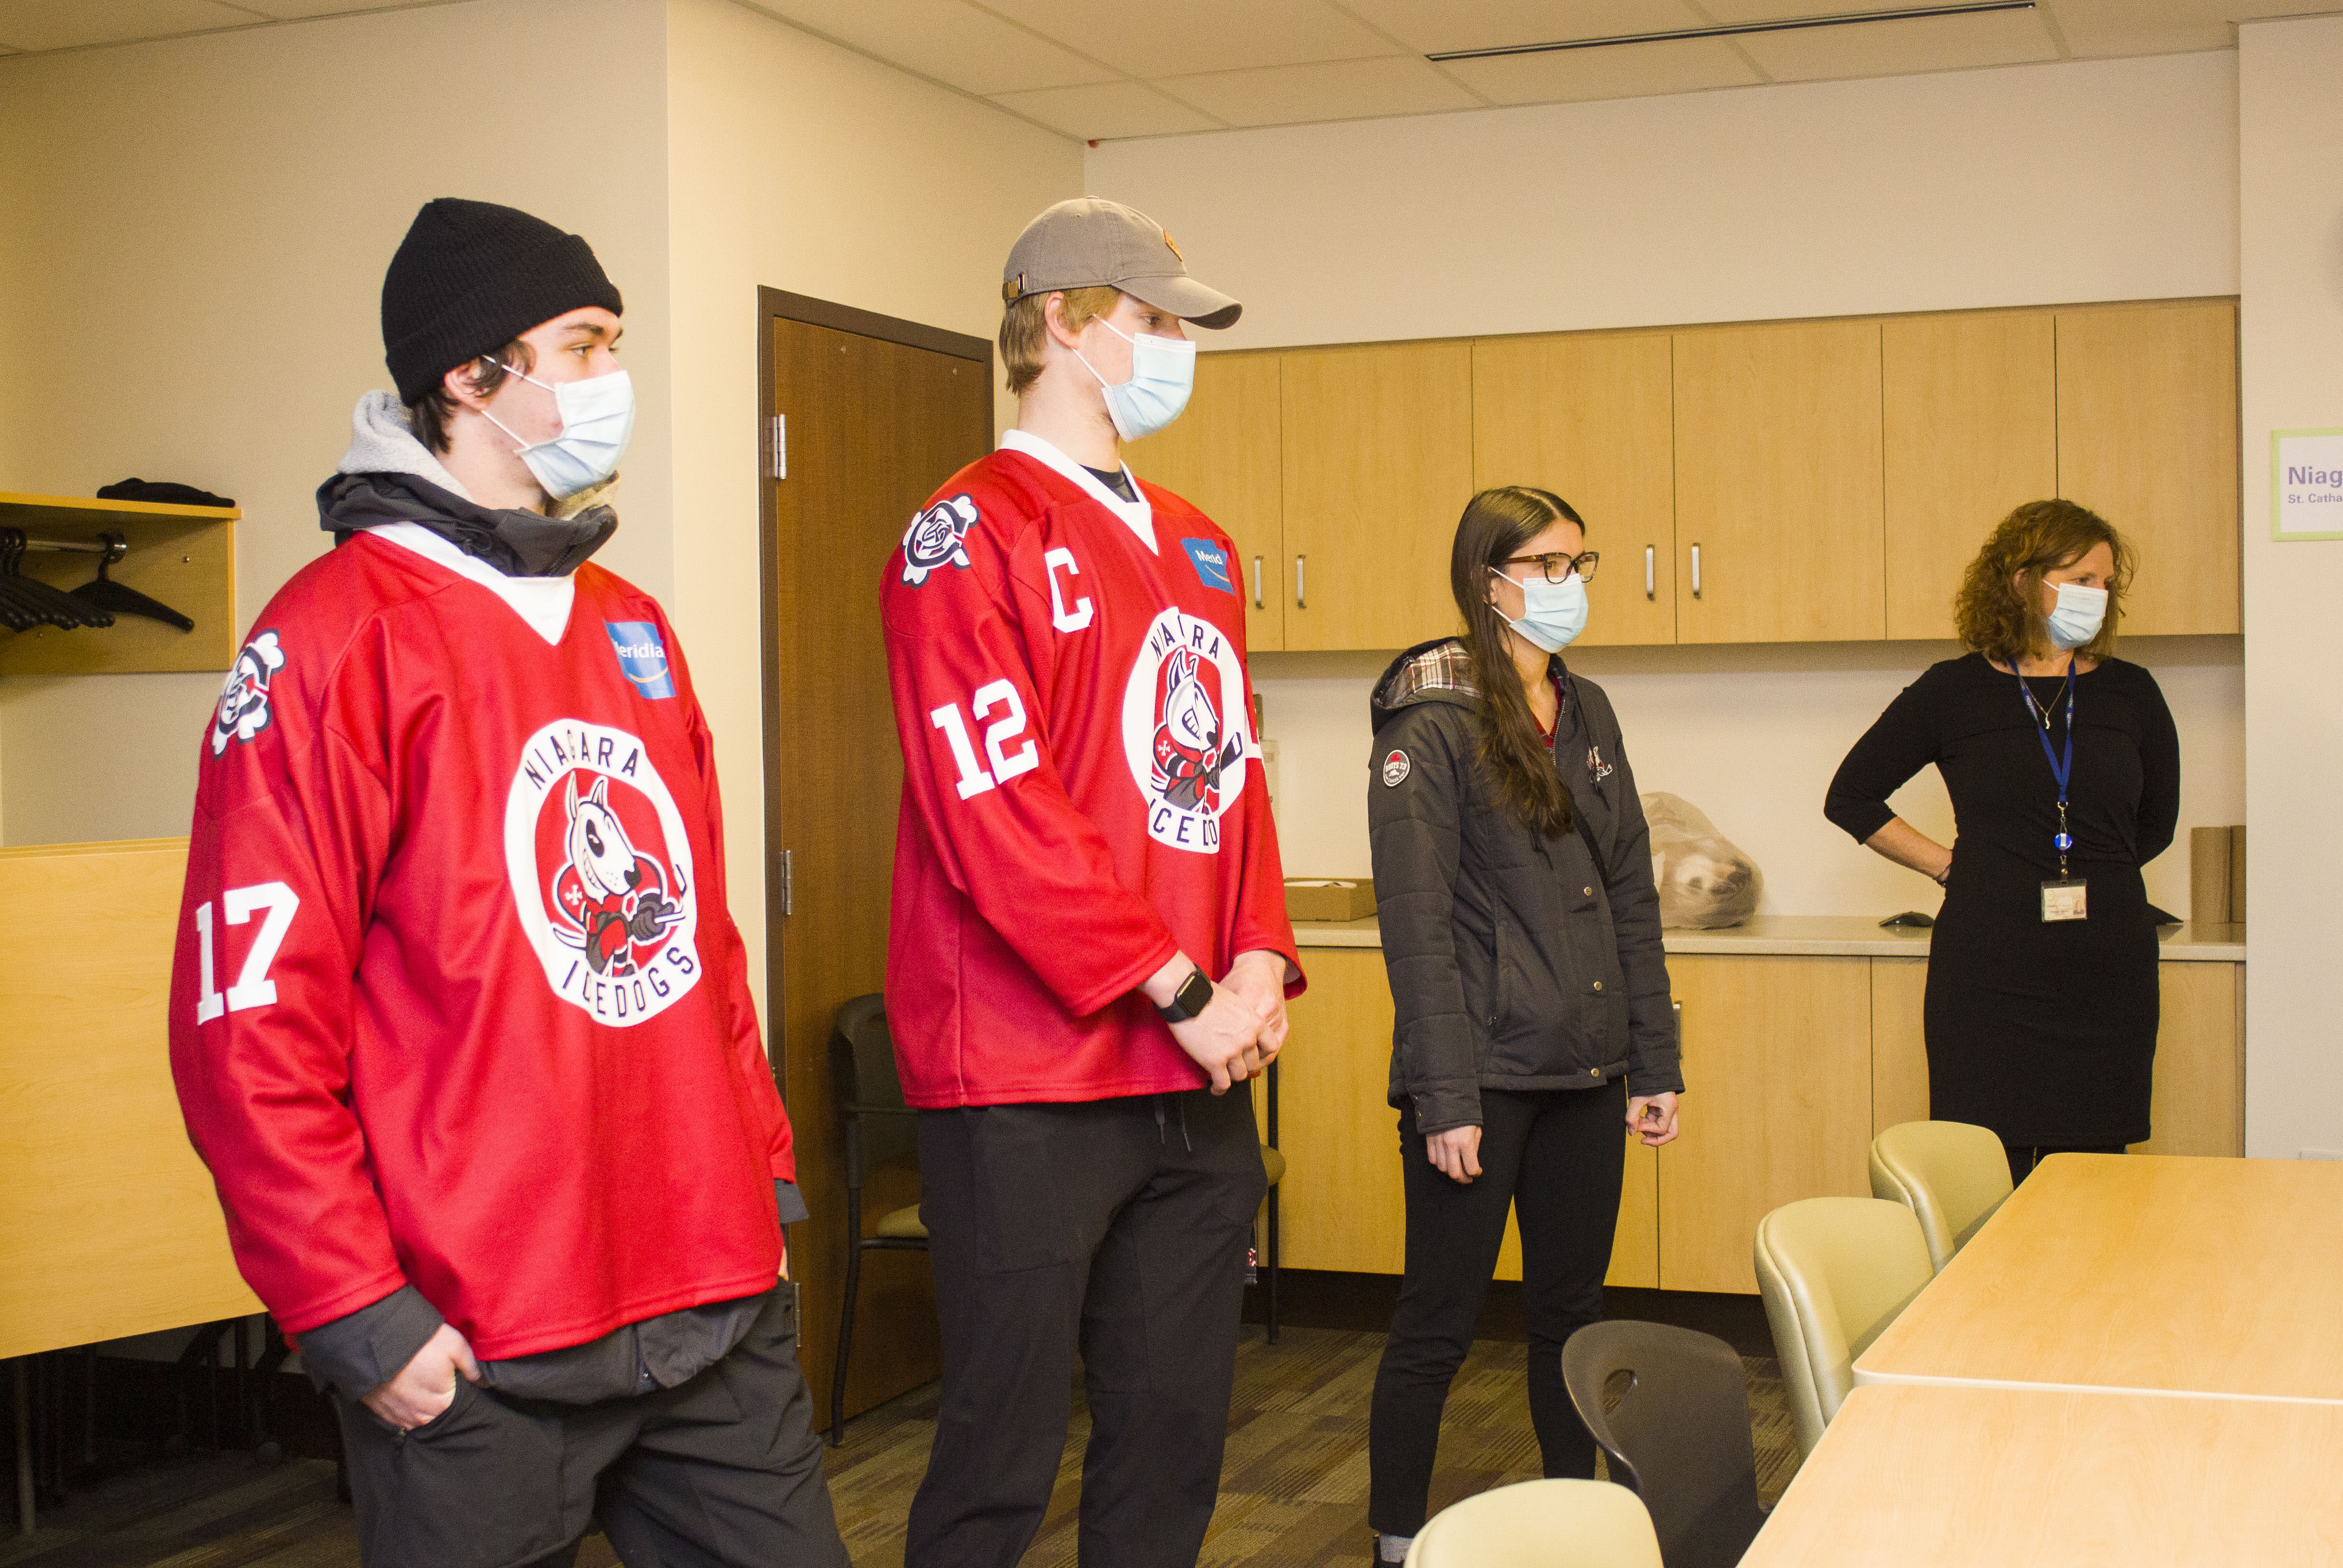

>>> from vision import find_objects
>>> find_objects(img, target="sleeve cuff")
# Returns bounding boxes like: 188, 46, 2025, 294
294, 1284, 442, 1398
774, 1178, 810, 1226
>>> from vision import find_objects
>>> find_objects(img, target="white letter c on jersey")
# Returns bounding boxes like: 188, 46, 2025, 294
1044, 548, 1094, 633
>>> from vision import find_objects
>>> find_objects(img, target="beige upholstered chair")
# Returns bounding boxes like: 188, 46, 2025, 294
1403, 1479, 1663, 1568
1753, 1198, 1935, 1457
1870, 1120, 2014, 1274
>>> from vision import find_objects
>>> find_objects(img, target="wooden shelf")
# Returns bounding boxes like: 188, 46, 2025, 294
0, 491, 238, 675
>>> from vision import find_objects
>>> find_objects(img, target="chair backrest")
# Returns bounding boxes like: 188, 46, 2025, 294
831, 993, 917, 1185
1559, 1322, 1766, 1568
1869, 1120, 2014, 1273
1403, 1479, 1663, 1568
1753, 1197, 1934, 1457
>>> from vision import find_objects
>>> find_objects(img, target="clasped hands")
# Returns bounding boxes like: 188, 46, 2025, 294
1147, 948, 1289, 1095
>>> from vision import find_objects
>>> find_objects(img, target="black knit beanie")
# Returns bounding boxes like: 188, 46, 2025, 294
381, 198, 624, 405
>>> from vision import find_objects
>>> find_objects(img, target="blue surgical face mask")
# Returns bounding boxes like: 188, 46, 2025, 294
483, 363, 636, 500
2045, 580, 2108, 650
1075, 318, 1195, 442
1492, 565, 1590, 653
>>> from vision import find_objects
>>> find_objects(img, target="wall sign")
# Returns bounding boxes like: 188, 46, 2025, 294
2273, 429, 2343, 541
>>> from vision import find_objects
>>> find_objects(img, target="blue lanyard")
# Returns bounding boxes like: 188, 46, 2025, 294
2019, 660, 2077, 875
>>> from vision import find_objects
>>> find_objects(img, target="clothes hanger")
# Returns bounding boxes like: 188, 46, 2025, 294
70, 532, 194, 631
0, 530, 117, 630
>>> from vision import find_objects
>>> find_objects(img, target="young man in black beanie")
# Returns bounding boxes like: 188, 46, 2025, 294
171, 198, 848, 1568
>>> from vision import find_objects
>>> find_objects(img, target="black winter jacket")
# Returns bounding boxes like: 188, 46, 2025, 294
1368, 639, 1683, 1135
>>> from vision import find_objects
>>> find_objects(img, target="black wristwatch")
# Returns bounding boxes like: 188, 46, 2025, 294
1154, 967, 1214, 1023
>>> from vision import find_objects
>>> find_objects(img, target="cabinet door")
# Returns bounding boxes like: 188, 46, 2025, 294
1674, 320, 1886, 644
2134, 962, 2244, 1157
1280, 340, 1474, 652
1124, 350, 1286, 651
1871, 956, 1931, 1135
2055, 301, 2240, 636
1472, 332, 1678, 646
1883, 311, 2059, 640
1658, 955, 1873, 1294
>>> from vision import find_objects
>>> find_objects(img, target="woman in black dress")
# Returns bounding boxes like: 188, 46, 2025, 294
1826, 500, 2180, 1186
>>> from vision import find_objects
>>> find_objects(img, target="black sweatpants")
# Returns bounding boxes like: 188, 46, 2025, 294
906, 1087, 1268, 1568
1368, 1082, 1627, 1538
333, 1287, 845, 1568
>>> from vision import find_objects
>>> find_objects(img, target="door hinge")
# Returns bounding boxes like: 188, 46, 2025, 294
767, 414, 787, 481
777, 848, 794, 916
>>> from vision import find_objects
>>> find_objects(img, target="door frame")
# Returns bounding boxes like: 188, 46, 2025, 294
753, 286, 991, 1085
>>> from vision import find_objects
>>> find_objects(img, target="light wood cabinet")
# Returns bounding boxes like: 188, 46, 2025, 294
1471, 332, 1678, 647
1673, 320, 1887, 644
2055, 301, 2241, 637
1657, 955, 1875, 1293
1125, 350, 1286, 651
1279, 340, 1475, 652
1882, 312, 2060, 640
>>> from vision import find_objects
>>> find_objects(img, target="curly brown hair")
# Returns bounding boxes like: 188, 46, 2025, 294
1953, 499, 2134, 665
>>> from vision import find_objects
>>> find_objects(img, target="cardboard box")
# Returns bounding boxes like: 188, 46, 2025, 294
1285, 878, 1377, 923
2190, 825, 2232, 924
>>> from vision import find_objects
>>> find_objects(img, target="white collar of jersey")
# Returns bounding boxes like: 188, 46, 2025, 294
365, 522, 576, 647
999, 428, 1155, 553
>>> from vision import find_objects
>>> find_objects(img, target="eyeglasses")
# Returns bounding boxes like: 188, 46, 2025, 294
1498, 550, 1599, 585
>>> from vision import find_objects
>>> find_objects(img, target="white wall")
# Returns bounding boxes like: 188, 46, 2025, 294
0, 0, 675, 845
2237, 16, 2343, 1160
1095, 52, 2248, 920
663, 0, 1081, 1009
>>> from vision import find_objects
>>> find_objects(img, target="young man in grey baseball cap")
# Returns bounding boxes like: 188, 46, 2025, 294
880, 198, 1302, 1567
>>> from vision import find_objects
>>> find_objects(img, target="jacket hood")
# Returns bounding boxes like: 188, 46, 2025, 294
1371, 638, 1483, 734
318, 390, 618, 578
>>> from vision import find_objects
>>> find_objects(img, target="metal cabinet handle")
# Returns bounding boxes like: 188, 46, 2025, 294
1645, 545, 1655, 601
1252, 556, 1264, 609
1690, 543, 1702, 599
1295, 555, 1307, 609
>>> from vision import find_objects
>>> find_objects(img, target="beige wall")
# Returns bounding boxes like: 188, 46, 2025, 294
0, 0, 675, 844
1092, 54, 2248, 921
663, 0, 1080, 1011
2238, 16, 2343, 1159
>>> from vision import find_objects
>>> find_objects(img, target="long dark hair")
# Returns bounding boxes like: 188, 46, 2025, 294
1449, 486, 1584, 840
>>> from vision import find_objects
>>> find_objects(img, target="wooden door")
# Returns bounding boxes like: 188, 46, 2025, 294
1658, 955, 1873, 1293
1473, 332, 1678, 647
1124, 351, 1285, 651
1280, 340, 1475, 651
2055, 301, 2240, 636
1882, 311, 2059, 640
764, 303, 991, 1431
1674, 320, 1886, 644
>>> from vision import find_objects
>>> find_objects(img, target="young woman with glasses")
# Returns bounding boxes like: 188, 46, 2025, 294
1362, 486, 1685, 1563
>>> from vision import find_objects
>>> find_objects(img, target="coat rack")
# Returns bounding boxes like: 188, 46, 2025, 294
0, 493, 237, 676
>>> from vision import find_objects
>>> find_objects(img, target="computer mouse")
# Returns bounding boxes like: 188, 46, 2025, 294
1879, 911, 1935, 929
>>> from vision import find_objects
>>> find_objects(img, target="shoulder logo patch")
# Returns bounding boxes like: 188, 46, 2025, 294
212, 630, 286, 756
901, 495, 980, 586
1179, 537, 1235, 594
605, 621, 676, 699
1382, 748, 1411, 788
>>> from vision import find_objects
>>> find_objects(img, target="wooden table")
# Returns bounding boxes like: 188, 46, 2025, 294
1740, 1383, 2343, 1567
1856, 1153, 2343, 1403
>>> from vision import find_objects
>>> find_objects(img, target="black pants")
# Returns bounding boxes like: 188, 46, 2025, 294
2005, 1142, 2126, 1187
1368, 1082, 1626, 1538
906, 1088, 1268, 1568
333, 1287, 845, 1568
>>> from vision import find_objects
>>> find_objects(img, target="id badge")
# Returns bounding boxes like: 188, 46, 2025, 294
2041, 879, 2089, 922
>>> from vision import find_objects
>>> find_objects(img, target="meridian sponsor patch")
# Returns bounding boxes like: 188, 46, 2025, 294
1180, 537, 1235, 594
605, 621, 676, 699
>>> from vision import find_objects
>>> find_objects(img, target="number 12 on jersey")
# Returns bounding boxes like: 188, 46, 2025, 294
193, 881, 301, 1023
930, 680, 1040, 800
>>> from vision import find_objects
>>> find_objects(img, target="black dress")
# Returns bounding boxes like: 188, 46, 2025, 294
1825, 654, 2181, 1147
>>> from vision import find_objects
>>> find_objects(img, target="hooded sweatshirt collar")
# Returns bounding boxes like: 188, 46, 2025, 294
319, 391, 618, 579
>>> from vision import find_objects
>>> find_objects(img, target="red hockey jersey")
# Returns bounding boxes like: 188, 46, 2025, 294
882, 430, 1302, 1108
170, 524, 793, 1356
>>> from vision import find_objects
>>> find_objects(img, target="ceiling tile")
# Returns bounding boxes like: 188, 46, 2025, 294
990, 80, 1225, 139
1738, 6, 2062, 80
1330, 0, 1710, 56
977, 0, 1401, 78
2038, 0, 2242, 57
1154, 54, 1482, 127
0, 0, 263, 51
1439, 34, 1762, 105
739, 0, 1116, 94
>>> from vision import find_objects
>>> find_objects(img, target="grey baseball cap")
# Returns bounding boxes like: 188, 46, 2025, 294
1002, 197, 1242, 330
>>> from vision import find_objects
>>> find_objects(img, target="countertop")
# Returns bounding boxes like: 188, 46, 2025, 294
1289, 913, 2247, 962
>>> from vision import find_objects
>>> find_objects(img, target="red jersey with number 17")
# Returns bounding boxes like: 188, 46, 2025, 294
882, 430, 1303, 1108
